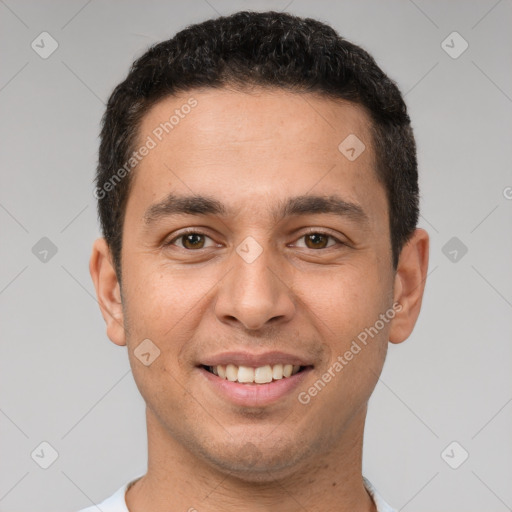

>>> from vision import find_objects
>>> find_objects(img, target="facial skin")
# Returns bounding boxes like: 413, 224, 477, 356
90, 87, 429, 512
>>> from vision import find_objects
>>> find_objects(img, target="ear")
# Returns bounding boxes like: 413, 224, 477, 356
389, 228, 429, 344
89, 238, 126, 346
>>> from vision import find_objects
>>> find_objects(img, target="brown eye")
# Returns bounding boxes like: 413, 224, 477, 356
168, 232, 216, 250
302, 233, 334, 249
181, 233, 205, 249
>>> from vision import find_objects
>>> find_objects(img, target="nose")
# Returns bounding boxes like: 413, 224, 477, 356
214, 242, 296, 331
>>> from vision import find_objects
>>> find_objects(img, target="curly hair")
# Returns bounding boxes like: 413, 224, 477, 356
96, 10, 419, 277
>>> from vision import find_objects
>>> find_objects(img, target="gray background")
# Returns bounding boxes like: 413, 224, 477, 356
1, 0, 511, 511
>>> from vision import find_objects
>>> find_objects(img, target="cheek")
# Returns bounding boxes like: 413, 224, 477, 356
120, 269, 197, 410
296, 267, 389, 423
298, 261, 389, 340
122, 263, 213, 340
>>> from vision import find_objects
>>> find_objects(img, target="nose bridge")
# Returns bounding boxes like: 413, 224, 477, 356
214, 235, 295, 330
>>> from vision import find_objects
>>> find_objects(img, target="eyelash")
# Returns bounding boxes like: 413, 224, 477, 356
165, 228, 345, 251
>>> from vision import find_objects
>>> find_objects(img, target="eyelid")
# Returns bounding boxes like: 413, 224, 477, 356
290, 228, 345, 248
165, 227, 346, 250
164, 228, 218, 249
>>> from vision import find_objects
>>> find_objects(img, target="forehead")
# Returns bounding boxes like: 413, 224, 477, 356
127, 87, 385, 225
138, 87, 374, 163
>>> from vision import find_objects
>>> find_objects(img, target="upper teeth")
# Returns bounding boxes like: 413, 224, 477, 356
210, 364, 301, 383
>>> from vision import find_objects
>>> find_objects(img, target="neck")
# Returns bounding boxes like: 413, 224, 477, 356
126, 405, 376, 512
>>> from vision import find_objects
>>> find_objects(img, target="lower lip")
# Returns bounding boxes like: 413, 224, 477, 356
199, 366, 312, 407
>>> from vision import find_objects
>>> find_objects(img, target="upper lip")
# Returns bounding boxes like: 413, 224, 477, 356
199, 351, 314, 368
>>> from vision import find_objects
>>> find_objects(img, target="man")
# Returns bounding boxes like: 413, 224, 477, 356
83, 10, 429, 512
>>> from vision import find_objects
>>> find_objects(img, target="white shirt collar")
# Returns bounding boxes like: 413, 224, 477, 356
78, 474, 396, 512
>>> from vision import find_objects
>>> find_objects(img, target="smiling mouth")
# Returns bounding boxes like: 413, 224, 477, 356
202, 364, 310, 384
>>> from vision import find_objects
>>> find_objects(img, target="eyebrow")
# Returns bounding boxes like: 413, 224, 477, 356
143, 193, 370, 226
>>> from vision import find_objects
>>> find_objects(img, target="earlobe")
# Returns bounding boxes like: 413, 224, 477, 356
389, 228, 429, 344
89, 238, 127, 346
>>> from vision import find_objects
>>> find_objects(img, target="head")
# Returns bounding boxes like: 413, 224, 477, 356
95, 10, 419, 278
90, 11, 428, 481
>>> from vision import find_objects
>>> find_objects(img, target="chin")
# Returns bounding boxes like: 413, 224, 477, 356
198, 438, 314, 483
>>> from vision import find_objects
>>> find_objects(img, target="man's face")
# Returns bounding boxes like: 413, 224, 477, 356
118, 88, 395, 478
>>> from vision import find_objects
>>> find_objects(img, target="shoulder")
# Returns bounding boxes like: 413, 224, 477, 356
363, 477, 397, 512
75, 475, 144, 512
